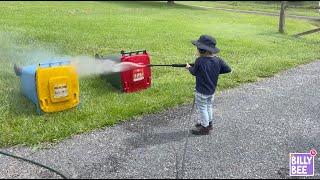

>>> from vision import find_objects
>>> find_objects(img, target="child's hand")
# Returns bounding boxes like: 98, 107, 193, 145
186, 63, 191, 69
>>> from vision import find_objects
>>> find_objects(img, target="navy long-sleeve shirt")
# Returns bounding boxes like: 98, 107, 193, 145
188, 56, 231, 95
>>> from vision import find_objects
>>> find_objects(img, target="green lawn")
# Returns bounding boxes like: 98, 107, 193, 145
0, 1, 319, 148
178, 1, 320, 17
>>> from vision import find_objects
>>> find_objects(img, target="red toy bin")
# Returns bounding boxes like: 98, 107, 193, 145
96, 50, 152, 93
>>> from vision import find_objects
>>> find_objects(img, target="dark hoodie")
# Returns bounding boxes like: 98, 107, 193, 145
188, 56, 231, 95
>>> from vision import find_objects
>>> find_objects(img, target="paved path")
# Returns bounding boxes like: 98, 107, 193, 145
181, 3, 320, 21
1, 60, 320, 179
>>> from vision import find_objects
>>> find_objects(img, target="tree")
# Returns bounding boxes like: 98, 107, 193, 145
167, 1, 174, 5
278, 1, 287, 34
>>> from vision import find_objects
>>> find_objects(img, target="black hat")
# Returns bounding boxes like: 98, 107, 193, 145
191, 35, 220, 54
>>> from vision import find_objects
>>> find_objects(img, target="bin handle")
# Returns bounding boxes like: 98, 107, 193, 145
38, 61, 70, 67
121, 50, 147, 56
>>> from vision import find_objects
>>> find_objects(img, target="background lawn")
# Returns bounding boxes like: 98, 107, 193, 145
179, 1, 320, 17
0, 1, 319, 148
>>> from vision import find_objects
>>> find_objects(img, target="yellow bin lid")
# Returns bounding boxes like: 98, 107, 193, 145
36, 65, 80, 113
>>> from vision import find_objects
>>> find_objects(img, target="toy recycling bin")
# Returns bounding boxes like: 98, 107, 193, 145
95, 50, 151, 93
14, 58, 80, 113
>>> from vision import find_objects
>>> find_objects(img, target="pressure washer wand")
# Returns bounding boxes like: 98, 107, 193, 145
147, 63, 194, 67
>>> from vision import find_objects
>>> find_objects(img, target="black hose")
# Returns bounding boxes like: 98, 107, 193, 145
175, 95, 196, 179
0, 150, 68, 179
179, 96, 195, 179
148, 63, 194, 67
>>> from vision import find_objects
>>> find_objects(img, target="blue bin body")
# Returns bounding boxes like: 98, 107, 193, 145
17, 58, 70, 113
20, 64, 39, 112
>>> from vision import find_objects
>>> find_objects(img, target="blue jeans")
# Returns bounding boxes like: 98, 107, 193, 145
195, 91, 214, 127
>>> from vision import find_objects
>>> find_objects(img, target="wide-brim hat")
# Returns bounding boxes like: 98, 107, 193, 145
192, 35, 220, 54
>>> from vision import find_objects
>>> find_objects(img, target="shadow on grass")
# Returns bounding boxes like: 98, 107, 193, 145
257, 31, 320, 45
309, 19, 320, 27
8, 87, 38, 116
98, 1, 205, 11
80, 75, 122, 95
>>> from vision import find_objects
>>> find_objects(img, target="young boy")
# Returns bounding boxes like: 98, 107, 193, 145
186, 35, 231, 135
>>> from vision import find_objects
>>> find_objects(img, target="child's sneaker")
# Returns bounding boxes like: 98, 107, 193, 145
195, 123, 202, 128
191, 125, 210, 135
195, 122, 213, 130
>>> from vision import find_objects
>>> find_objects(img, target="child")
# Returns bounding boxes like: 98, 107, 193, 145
186, 35, 231, 135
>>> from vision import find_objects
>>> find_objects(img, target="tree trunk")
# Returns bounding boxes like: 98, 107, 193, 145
167, 1, 174, 5
279, 1, 287, 34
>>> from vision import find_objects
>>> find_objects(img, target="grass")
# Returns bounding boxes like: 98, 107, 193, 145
178, 1, 320, 17
0, 1, 319, 148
